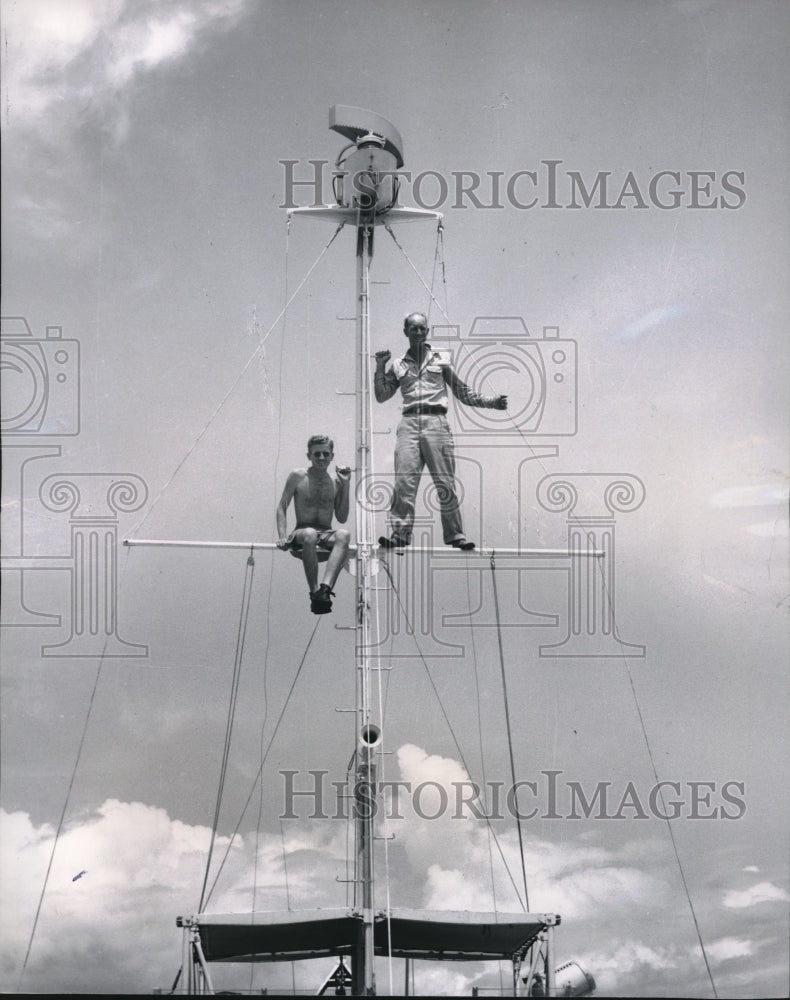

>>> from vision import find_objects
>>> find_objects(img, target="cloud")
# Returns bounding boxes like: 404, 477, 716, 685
706, 936, 756, 962
573, 939, 681, 996
1, 0, 254, 255
2, 0, 251, 130
723, 881, 790, 909
708, 484, 789, 509
746, 519, 789, 538
617, 304, 687, 341
390, 743, 671, 920
0, 800, 345, 994
3, 759, 786, 997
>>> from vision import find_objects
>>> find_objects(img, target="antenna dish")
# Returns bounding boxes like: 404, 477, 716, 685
329, 105, 404, 167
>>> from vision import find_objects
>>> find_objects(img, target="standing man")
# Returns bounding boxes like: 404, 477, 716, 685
276, 435, 351, 614
374, 312, 507, 551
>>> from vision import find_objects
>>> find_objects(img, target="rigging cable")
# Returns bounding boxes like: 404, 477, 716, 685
129, 220, 346, 541
419, 214, 509, 934
383, 223, 719, 992
198, 550, 256, 912
203, 615, 323, 908
462, 563, 506, 995
384, 222, 453, 326
425, 221, 445, 324
166, 965, 182, 995
379, 558, 527, 910
248, 212, 294, 993
381, 222, 719, 995
16, 652, 107, 992
623, 658, 720, 999
489, 552, 531, 912
279, 820, 298, 997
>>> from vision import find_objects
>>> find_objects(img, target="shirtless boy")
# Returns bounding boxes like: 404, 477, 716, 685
276, 435, 352, 614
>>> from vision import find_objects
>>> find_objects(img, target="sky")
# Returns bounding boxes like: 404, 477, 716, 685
1, 0, 788, 996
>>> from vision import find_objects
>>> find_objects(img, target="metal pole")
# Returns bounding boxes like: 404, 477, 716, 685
355, 222, 377, 996
122, 538, 601, 558
355, 729, 378, 995
545, 923, 556, 997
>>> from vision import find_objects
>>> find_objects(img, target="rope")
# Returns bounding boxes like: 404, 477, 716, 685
16, 654, 107, 991
623, 660, 720, 998
379, 558, 526, 909
384, 223, 452, 326
489, 552, 530, 912
380, 224, 718, 987
166, 965, 182, 995
251, 202, 292, 953
372, 238, 716, 988
426, 221, 445, 323
198, 551, 256, 912
463, 553, 507, 991
129, 221, 345, 539
203, 616, 323, 907
462, 565, 507, 992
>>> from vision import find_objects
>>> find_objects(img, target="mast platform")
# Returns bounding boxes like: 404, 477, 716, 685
178, 907, 558, 964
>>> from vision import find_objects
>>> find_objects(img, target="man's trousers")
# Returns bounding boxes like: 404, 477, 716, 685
388, 414, 465, 544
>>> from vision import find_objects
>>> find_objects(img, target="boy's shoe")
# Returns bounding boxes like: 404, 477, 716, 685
310, 584, 334, 614
378, 536, 409, 549
448, 537, 476, 551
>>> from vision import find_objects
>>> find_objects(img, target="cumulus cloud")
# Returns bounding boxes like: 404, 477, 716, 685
0, 800, 345, 994
380, 744, 790, 995
723, 881, 790, 909
3, 759, 786, 996
573, 939, 681, 996
390, 743, 670, 922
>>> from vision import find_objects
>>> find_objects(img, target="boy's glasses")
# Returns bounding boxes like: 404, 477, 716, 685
312, 451, 331, 458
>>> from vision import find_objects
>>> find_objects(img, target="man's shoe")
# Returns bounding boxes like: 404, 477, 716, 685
310, 584, 334, 614
378, 536, 409, 549
449, 538, 476, 551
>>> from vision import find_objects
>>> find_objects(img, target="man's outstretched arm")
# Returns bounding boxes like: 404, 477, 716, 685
443, 366, 508, 409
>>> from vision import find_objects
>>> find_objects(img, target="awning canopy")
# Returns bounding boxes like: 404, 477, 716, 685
182, 907, 557, 964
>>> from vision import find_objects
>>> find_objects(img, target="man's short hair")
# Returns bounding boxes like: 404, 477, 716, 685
403, 312, 428, 331
307, 434, 334, 452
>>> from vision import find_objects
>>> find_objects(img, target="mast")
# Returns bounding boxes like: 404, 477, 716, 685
292, 106, 439, 995
354, 216, 377, 995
